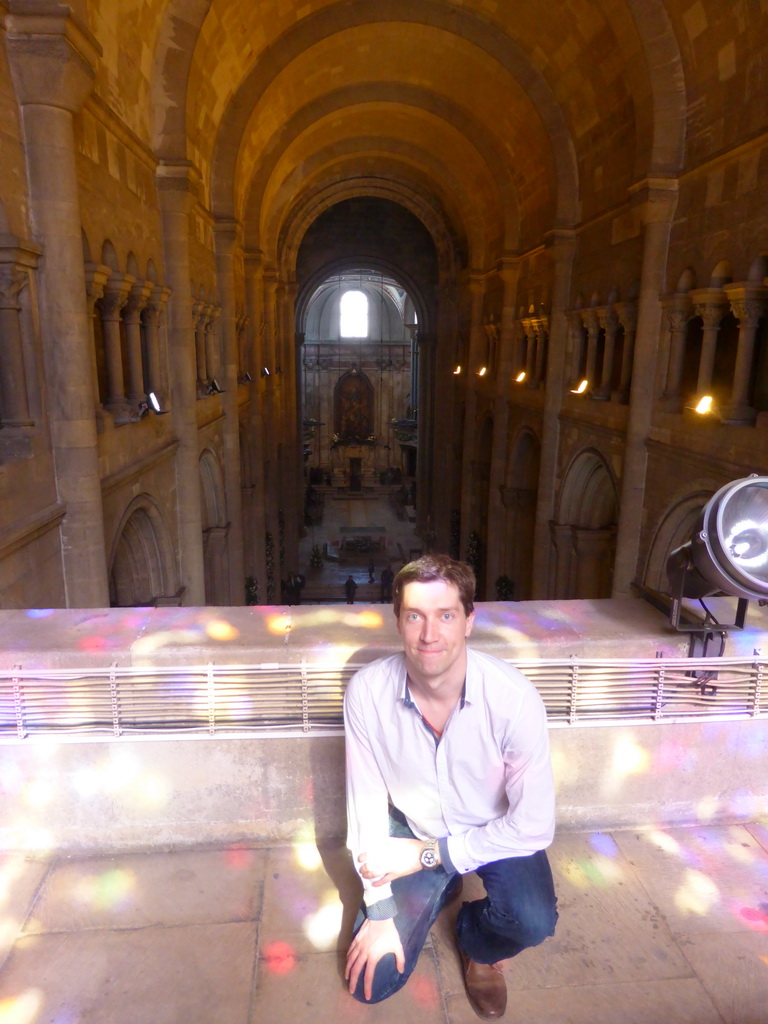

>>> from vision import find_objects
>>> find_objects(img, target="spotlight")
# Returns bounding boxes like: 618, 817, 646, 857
663, 475, 768, 666
261, 367, 271, 377
515, 371, 526, 383
453, 365, 462, 375
570, 379, 588, 394
668, 475, 768, 604
238, 372, 254, 384
477, 366, 487, 377
207, 379, 224, 394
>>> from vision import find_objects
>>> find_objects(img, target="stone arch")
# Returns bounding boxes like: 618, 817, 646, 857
643, 485, 715, 593
108, 496, 177, 607
499, 428, 541, 601
199, 448, 230, 604
552, 449, 619, 598
100, 239, 120, 272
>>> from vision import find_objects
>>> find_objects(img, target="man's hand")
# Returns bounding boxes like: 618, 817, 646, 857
358, 837, 431, 885
345, 917, 405, 1000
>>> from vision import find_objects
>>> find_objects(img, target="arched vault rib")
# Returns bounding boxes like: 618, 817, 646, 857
205, 6, 577, 225
261, 150, 480, 271
278, 178, 459, 285
247, 103, 505, 259
236, 83, 528, 253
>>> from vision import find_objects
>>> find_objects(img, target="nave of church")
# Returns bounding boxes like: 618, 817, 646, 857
1, 0, 767, 610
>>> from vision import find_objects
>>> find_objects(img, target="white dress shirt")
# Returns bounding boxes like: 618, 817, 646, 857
344, 647, 555, 911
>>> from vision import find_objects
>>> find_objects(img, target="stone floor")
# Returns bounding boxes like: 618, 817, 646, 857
2, 822, 768, 1023
295, 487, 422, 603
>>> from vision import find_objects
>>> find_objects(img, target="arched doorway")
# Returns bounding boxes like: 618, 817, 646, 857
109, 498, 177, 606
553, 450, 618, 598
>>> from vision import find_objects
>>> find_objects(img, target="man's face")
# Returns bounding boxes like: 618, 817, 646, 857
396, 579, 474, 688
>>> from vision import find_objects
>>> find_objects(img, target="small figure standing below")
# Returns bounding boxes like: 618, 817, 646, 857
344, 554, 557, 1018
344, 575, 358, 604
379, 564, 394, 603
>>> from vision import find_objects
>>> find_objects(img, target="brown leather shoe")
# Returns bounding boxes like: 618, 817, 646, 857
461, 953, 507, 1019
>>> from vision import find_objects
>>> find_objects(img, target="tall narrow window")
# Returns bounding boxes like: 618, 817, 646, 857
340, 289, 368, 337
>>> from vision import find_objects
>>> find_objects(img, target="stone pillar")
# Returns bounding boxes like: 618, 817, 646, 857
459, 275, 484, 556
195, 301, 210, 389
722, 285, 768, 425
522, 319, 536, 383
243, 251, 267, 600
213, 219, 246, 605
691, 288, 727, 396
84, 262, 110, 417
581, 308, 600, 391
614, 301, 637, 404
533, 316, 548, 386
566, 311, 585, 383
0, 263, 32, 425
612, 178, 678, 597
549, 522, 575, 599
99, 273, 134, 419
532, 230, 576, 597
205, 305, 221, 384
660, 294, 692, 409
595, 307, 618, 399
156, 162, 206, 605
6, 7, 109, 606
143, 286, 172, 403
123, 281, 152, 403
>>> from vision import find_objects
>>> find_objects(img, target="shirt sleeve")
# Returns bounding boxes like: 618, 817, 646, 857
443, 681, 555, 874
343, 668, 397, 916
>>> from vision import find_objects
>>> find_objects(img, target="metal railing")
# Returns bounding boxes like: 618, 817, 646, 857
1, 654, 766, 739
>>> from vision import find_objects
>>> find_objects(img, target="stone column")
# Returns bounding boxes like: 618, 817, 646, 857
522, 319, 536, 383
566, 310, 585, 383
123, 281, 152, 404
205, 305, 221, 385
722, 285, 768, 425
243, 251, 267, 599
614, 301, 637, 404
459, 275, 484, 556
0, 264, 32, 425
549, 522, 575, 599
595, 307, 618, 399
213, 219, 245, 605
6, 7, 109, 605
84, 262, 110, 417
691, 288, 727, 396
659, 294, 692, 409
143, 285, 172, 403
581, 308, 600, 391
533, 316, 548, 386
100, 273, 134, 419
612, 177, 678, 597
156, 162, 206, 605
532, 230, 576, 597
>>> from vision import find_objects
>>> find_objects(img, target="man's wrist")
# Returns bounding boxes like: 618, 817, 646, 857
419, 838, 441, 869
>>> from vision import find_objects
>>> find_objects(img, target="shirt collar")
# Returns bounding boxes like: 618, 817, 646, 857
398, 653, 470, 709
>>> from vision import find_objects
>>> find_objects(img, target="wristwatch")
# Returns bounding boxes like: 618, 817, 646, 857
420, 838, 439, 869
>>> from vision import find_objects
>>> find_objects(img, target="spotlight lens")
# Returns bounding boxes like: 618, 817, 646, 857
700, 477, 768, 597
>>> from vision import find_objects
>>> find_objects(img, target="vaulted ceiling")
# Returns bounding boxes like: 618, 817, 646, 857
83, 0, 693, 272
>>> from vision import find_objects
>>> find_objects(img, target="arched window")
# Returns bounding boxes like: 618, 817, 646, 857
340, 289, 368, 337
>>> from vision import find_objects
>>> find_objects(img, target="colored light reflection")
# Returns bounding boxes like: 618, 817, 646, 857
74, 868, 136, 911
0, 991, 42, 1024
206, 619, 239, 641
674, 868, 719, 916
612, 737, 650, 777
302, 898, 342, 951
263, 939, 296, 974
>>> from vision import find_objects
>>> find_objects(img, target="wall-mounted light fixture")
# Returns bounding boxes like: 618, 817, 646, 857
570, 379, 588, 394
207, 379, 224, 394
261, 367, 271, 377
138, 392, 168, 417
238, 372, 254, 384
515, 371, 526, 383
687, 394, 716, 415
477, 366, 487, 377
453, 365, 462, 375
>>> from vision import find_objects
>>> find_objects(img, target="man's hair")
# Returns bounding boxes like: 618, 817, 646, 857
392, 554, 476, 617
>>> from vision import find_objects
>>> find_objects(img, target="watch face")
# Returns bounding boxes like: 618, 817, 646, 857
420, 847, 438, 869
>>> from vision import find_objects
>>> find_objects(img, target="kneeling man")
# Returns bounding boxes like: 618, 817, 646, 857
344, 554, 557, 1019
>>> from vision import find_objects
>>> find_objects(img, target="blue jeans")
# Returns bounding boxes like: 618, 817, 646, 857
350, 812, 558, 1004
